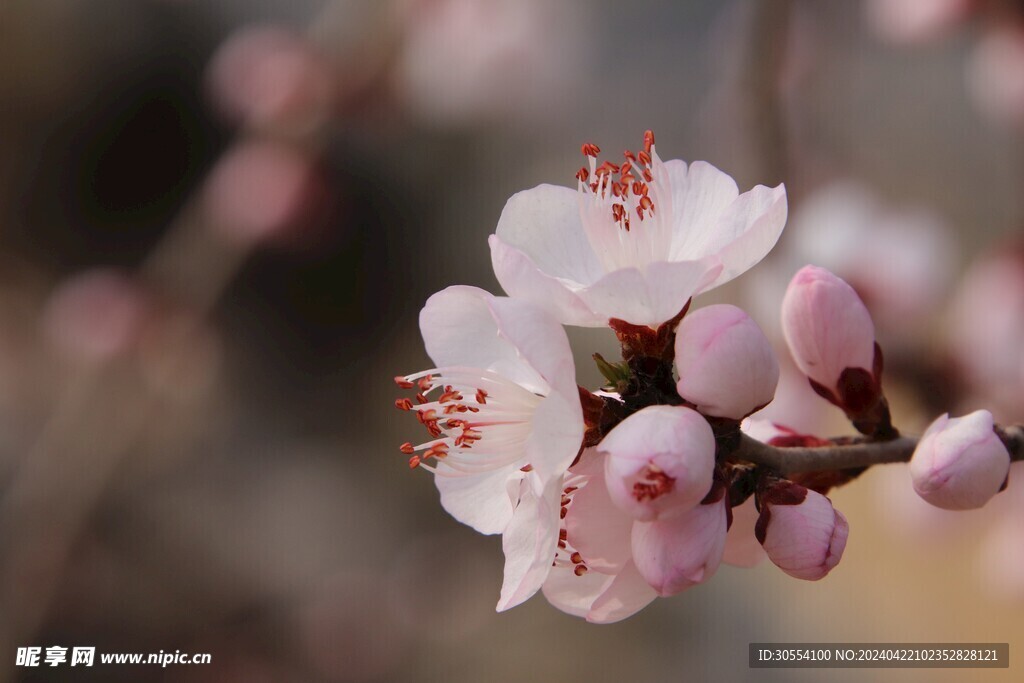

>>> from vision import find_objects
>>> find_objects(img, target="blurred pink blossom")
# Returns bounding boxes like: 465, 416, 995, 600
968, 26, 1024, 129
865, 0, 971, 44
206, 25, 335, 133
42, 269, 149, 362
203, 141, 325, 246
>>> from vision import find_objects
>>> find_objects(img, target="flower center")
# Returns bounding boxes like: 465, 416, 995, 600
632, 463, 676, 502
395, 368, 541, 476
575, 130, 675, 273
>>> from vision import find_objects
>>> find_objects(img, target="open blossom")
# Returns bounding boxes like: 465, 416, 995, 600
489, 131, 787, 327
395, 286, 583, 609
542, 448, 657, 623
756, 479, 849, 581
910, 411, 1010, 510
674, 304, 779, 419
598, 406, 716, 521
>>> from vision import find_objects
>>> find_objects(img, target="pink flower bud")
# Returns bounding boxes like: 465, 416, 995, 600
599, 406, 715, 522
756, 482, 849, 580
674, 304, 780, 419
909, 410, 1010, 510
781, 266, 881, 416
631, 494, 729, 596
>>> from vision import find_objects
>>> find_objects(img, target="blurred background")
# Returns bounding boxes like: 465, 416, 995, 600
1, 0, 1023, 680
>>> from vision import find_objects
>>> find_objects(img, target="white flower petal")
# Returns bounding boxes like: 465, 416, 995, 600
419, 285, 547, 393
489, 235, 600, 326
496, 477, 561, 611
434, 465, 522, 535
666, 160, 740, 259
541, 564, 614, 618
701, 184, 788, 290
575, 258, 722, 327
586, 560, 658, 624
494, 183, 605, 284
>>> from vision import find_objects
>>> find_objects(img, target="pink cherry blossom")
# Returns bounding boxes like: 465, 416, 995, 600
948, 246, 1024, 420
395, 286, 584, 609
542, 449, 657, 623
864, 0, 971, 45
674, 304, 779, 419
909, 410, 1011, 510
490, 132, 787, 327
598, 406, 716, 521
631, 492, 729, 596
967, 26, 1024, 128
757, 482, 849, 581
780, 265, 878, 404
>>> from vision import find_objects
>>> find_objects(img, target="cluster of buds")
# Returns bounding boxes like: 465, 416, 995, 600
393, 132, 1020, 622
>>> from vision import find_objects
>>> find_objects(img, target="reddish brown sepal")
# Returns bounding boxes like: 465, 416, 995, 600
608, 299, 691, 363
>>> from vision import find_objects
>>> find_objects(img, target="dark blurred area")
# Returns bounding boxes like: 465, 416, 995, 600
1, 1, 1023, 681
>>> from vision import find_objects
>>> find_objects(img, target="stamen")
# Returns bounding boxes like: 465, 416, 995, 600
581, 142, 601, 157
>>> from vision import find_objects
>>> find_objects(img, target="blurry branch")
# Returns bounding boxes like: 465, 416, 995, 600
730, 425, 1024, 475
0, 3, 363, 677
741, 0, 793, 188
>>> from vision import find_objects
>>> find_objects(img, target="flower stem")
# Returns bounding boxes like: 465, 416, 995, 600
729, 425, 1024, 475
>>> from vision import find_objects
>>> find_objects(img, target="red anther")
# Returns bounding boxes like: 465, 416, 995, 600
633, 466, 675, 502
611, 183, 622, 198
563, 486, 577, 494
643, 129, 655, 153
475, 388, 488, 404
575, 167, 589, 182
520, 464, 534, 472
598, 160, 620, 174
426, 422, 442, 438
394, 376, 415, 388
417, 409, 438, 423
581, 142, 601, 157
438, 389, 463, 403
561, 496, 571, 506
570, 552, 583, 564
467, 406, 479, 413
623, 216, 631, 231
560, 507, 568, 519
424, 443, 449, 460
417, 375, 433, 391
636, 205, 645, 220
416, 393, 427, 404
559, 529, 568, 540
557, 540, 566, 549
620, 161, 633, 176
445, 418, 467, 429
395, 398, 413, 411
400, 442, 415, 454
643, 169, 653, 182
638, 150, 651, 165
611, 203, 625, 222
408, 455, 421, 469
619, 173, 635, 186
640, 196, 654, 211
624, 149, 637, 162
574, 565, 588, 576
589, 182, 599, 192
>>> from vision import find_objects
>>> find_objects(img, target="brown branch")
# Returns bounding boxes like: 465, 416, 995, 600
729, 425, 1024, 476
